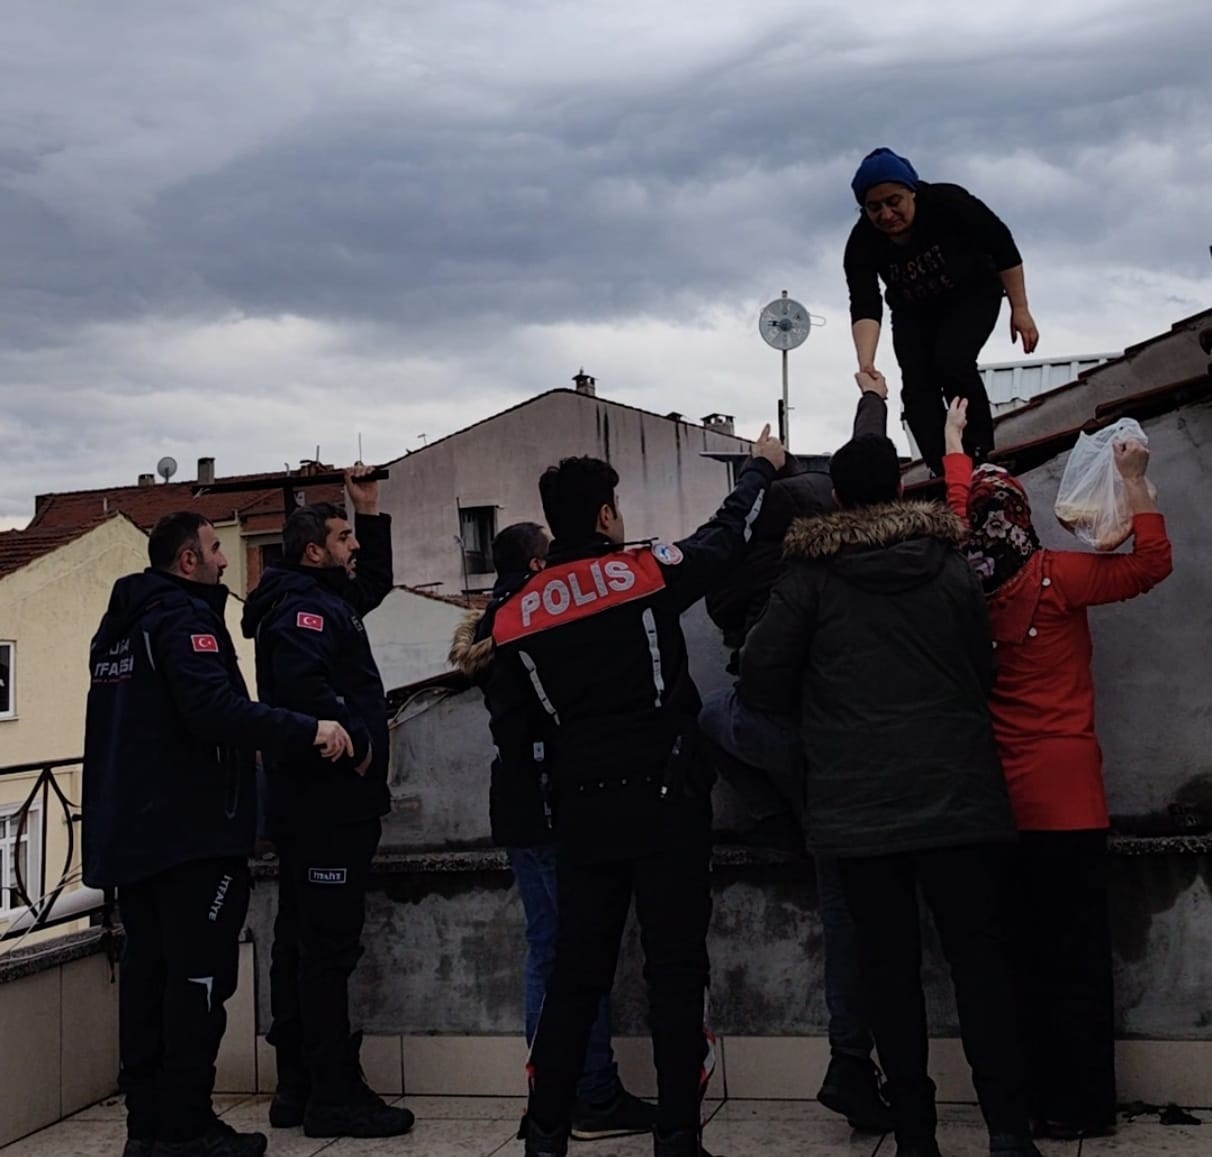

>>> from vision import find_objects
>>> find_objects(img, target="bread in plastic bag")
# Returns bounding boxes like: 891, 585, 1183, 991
1054, 418, 1156, 551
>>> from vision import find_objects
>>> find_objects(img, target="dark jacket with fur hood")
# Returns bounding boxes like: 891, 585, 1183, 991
449, 572, 552, 849
738, 501, 1014, 858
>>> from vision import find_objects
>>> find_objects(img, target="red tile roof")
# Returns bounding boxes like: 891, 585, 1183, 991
0, 520, 108, 580
29, 472, 343, 534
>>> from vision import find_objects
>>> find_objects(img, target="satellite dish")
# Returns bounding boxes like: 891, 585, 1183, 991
156, 456, 178, 482
759, 294, 812, 351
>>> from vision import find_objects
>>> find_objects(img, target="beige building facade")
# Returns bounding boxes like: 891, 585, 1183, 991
0, 515, 255, 937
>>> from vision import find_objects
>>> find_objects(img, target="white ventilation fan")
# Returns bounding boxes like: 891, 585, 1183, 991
758, 291, 823, 450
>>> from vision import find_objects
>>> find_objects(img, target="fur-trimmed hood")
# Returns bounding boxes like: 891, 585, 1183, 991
784, 501, 967, 596
449, 610, 494, 679
785, 501, 964, 559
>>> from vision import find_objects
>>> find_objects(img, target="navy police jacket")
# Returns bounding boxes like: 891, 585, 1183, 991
82, 570, 315, 888
242, 513, 394, 828
487, 458, 776, 863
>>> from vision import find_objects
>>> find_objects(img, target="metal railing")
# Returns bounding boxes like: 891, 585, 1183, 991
0, 756, 107, 945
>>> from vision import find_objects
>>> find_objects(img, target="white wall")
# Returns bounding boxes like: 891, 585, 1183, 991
378, 390, 752, 595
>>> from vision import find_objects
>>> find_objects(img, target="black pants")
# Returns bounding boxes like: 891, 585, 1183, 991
838, 845, 1030, 1146
268, 817, 381, 1073
528, 802, 713, 1137
1011, 830, 1116, 1130
118, 857, 250, 1142
892, 293, 1002, 472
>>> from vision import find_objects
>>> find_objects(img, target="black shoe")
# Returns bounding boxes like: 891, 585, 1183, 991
303, 1033, 415, 1139
817, 1054, 895, 1133
990, 1134, 1044, 1156
268, 1048, 309, 1128
653, 1128, 714, 1157
571, 1088, 658, 1140
1033, 1118, 1116, 1140
149, 1120, 267, 1157
122, 1141, 155, 1157
520, 1114, 570, 1156
893, 1143, 942, 1157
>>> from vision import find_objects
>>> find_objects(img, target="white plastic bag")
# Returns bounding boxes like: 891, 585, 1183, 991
1054, 418, 1155, 552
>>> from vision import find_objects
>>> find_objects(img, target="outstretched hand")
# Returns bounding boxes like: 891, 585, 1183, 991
944, 397, 968, 455
753, 423, 787, 472
344, 462, 379, 515
855, 369, 888, 399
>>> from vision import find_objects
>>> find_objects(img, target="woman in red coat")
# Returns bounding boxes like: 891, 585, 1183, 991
942, 400, 1172, 1140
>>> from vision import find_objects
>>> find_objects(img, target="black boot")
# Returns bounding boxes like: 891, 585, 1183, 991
519, 1114, 570, 1156
571, 1087, 658, 1139
893, 1143, 942, 1157
989, 1134, 1044, 1156
816, 1054, 895, 1132
268, 1046, 309, 1128
149, 1119, 267, 1156
653, 1127, 715, 1157
302, 1032, 415, 1139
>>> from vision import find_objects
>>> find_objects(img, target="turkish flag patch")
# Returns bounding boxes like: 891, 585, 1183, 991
191, 634, 219, 653
297, 612, 325, 632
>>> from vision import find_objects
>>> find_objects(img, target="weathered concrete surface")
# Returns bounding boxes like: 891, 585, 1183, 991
246, 851, 1212, 1039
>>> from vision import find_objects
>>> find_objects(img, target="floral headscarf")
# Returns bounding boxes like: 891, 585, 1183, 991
965, 465, 1041, 594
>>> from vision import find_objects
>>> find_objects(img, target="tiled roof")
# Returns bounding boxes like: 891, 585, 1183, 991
29, 473, 344, 533
0, 521, 107, 580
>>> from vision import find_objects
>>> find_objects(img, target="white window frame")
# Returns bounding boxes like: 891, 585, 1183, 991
0, 640, 14, 721
0, 800, 42, 915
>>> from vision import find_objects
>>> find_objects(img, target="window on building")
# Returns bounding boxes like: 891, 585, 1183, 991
259, 542, 284, 570
0, 642, 13, 721
460, 506, 497, 575
0, 803, 41, 914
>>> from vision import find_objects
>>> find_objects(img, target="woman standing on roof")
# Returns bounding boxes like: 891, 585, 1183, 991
942, 398, 1172, 1142
844, 147, 1039, 474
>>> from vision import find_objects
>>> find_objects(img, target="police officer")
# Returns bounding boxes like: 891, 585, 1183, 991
450, 523, 657, 1142
242, 465, 413, 1140
489, 428, 785, 1157
82, 512, 353, 1157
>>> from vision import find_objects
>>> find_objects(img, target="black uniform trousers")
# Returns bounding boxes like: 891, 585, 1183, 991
837, 845, 1030, 1146
892, 292, 1003, 473
267, 817, 381, 1072
528, 800, 713, 1137
118, 857, 250, 1142
1011, 830, 1116, 1131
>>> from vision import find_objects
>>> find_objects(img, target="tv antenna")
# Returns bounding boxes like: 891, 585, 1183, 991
156, 456, 178, 483
759, 291, 822, 450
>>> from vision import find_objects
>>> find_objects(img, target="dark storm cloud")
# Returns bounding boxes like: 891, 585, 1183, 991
1, 0, 1210, 523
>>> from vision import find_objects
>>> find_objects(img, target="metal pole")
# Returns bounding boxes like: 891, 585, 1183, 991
782, 348, 790, 450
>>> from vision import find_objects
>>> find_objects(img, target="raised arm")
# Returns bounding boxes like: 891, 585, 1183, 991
1052, 439, 1173, 608
662, 425, 785, 611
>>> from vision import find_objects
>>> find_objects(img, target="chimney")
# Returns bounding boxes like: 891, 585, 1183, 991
138, 473, 155, 487
572, 368, 596, 397
701, 412, 735, 436
197, 457, 215, 485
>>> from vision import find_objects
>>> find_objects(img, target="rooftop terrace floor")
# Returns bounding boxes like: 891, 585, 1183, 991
2, 1095, 1207, 1156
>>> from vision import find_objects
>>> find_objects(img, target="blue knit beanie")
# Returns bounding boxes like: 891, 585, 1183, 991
851, 148, 919, 204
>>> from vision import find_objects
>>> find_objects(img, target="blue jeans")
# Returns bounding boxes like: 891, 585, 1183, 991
507, 846, 621, 1104
699, 687, 874, 1060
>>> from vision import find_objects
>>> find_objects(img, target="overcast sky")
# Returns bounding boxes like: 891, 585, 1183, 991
2, 0, 1209, 528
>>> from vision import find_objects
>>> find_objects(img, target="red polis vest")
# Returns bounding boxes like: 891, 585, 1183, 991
493, 547, 668, 645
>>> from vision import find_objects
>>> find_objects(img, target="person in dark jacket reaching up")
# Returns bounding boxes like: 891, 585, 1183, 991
83, 512, 352, 1157
450, 522, 656, 1142
845, 146, 1039, 473
738, 436, 1041, 1157
242, 465, 413, 1141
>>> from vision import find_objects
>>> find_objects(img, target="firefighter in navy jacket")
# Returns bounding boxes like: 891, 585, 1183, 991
240, 467, 413, 1141
494, 429, 785, 1157
82, 512, 351, 1157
